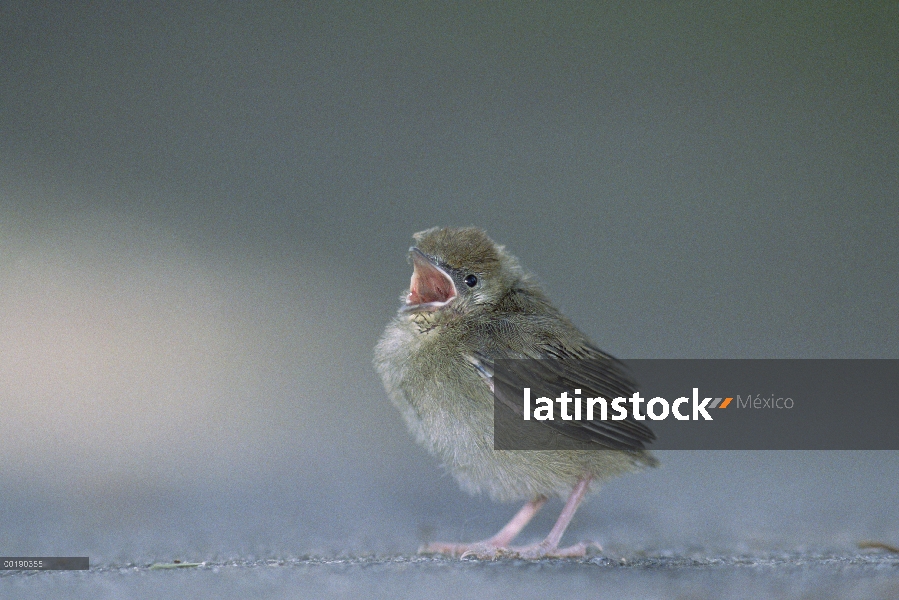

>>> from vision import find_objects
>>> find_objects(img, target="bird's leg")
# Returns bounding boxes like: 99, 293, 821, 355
507, 476, 599, 559
483, 495, 547, 547
420, 495, 547, 557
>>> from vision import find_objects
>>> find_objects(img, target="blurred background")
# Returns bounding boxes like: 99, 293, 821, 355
1, 1, 897, 565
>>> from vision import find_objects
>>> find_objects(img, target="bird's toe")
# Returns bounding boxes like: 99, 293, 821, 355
507, 540, 602, 559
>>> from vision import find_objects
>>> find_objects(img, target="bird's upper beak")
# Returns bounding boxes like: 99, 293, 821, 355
403, 247, 457, 312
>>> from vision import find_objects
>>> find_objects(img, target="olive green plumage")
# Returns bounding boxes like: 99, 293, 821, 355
374, 226, 656, 503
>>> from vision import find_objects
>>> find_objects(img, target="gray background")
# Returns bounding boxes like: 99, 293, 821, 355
1, 2, 897, 597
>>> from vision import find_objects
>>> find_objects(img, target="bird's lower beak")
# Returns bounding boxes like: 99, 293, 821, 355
403, 247, 457, 312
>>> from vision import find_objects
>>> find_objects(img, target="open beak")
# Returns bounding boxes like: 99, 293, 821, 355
403, 247, 457, 313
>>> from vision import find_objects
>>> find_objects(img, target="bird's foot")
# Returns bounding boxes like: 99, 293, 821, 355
504, 540, 602, 559
419, 541, 502, 558
419, 541, 525, 559
419, 540, 601, 560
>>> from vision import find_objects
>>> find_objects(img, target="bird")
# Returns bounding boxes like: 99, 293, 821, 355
374, 226, 657, 559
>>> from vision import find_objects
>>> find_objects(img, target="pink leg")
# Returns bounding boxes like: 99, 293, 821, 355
484, 496, 547, 547
420, 496, 547, 557
508, 476, 599, 559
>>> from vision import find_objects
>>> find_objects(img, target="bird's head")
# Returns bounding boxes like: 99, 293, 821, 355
402, 227, 524, 317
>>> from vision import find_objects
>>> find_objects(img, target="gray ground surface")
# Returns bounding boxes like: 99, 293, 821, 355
3, 452, 898, 598
3, 553, 898, 599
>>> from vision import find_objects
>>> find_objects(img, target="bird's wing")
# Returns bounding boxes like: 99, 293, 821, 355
469, 343, 655, 451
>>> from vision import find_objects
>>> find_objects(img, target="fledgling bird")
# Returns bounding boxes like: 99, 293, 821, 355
374, 227, 656, 559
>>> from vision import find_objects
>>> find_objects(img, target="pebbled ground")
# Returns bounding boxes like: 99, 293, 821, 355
3, 551, 897, 600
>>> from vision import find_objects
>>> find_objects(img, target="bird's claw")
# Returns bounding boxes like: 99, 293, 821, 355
419, 542, 507, 559
459, 545, 505, 560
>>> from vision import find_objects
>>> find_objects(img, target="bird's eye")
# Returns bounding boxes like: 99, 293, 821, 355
464, 274, 478, 287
